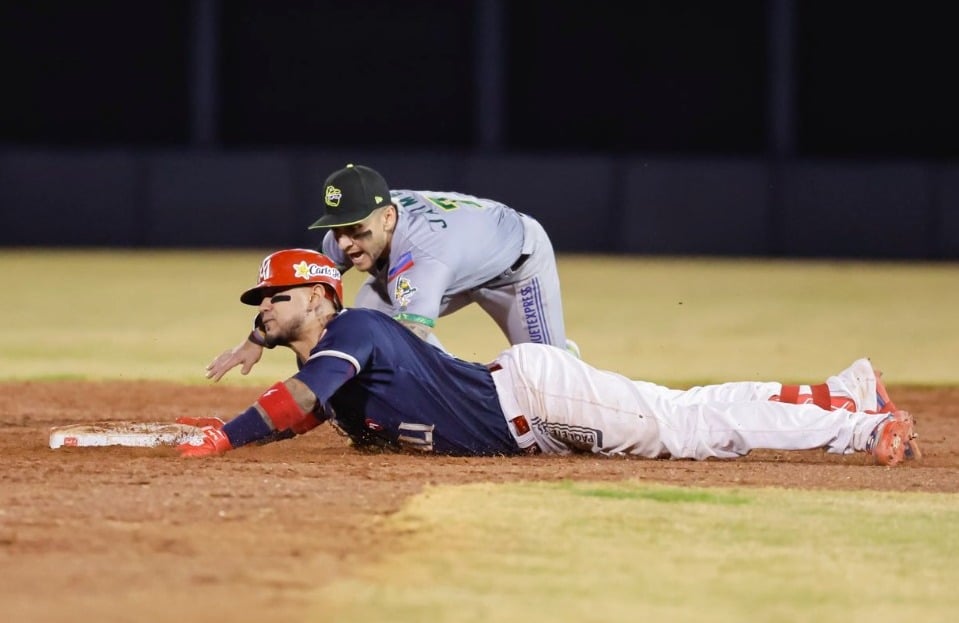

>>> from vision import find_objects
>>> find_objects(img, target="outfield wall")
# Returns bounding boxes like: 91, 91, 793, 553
2, 148, 957, 260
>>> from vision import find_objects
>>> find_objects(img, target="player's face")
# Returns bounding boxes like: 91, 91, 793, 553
331, 206, 394, 272
257, 287, 311, 347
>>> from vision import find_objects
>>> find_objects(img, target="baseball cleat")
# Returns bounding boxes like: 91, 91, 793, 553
866, 364, 920, 459
859, 364, 920, 460
865, 410, 919, 467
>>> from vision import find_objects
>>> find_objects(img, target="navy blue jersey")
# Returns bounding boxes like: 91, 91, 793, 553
293, 309, 520, 456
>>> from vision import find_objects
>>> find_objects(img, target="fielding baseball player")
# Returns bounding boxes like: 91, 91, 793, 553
205, 163, 577, 382
179, 249, 920, 467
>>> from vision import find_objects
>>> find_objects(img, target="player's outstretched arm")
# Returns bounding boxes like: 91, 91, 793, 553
206, 337, 263, 382
178, 378, 322, 457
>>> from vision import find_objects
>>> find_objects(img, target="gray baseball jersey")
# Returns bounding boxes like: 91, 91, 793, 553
320, 189, 569, 348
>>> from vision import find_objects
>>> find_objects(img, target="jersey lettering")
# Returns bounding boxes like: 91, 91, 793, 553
397, 195, 447, 229
400, 193, 495, 232
521, 283, 545, 343
427, 196, 484, 211
544, 423, 602, 451
398, 195, 441, 218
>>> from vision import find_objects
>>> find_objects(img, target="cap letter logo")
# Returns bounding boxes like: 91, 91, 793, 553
257, 256, 274, 282
325, 184, 342, 208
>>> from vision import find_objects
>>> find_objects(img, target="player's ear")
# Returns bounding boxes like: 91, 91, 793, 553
312, 284, 325, 301
315, 284, 342, 311
384, 204, 397, 232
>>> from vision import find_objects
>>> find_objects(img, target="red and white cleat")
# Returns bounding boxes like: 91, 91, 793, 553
865, 410, 920, 466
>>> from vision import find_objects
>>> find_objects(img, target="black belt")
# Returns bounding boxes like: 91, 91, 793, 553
510, 253, 530, 271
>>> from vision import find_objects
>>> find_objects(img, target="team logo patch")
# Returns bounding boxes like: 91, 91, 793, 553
292, 260, 341, 281
394, 276, 417, 308
325, 184, 342, 208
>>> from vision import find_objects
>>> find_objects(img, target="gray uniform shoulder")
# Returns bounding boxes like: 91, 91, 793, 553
389, 190, 524, 285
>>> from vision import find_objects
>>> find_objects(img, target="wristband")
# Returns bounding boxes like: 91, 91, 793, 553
258, 381, 308, 431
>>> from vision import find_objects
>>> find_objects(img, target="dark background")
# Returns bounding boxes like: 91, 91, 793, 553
2, 0, 958, 257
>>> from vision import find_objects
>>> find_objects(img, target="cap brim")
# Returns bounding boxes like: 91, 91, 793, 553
307, 199, 393, 230
240, 286, 279, 306
239, 288, 262, 306
307, 213, 369, 229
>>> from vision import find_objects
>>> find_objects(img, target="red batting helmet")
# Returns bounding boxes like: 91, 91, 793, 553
241, 248, 343, 306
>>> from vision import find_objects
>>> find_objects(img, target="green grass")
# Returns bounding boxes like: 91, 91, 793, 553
3, 248, 284, 383
312, 481, 959, 623
3, 249, 958, 385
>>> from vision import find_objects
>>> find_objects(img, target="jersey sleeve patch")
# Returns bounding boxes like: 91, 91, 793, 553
393, 275, 418, 308
387, 251, 415, 283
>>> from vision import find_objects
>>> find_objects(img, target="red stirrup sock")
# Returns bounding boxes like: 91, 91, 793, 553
772, 383, 856, 411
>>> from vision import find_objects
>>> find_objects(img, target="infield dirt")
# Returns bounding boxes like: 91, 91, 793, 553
1, 380, 957, 623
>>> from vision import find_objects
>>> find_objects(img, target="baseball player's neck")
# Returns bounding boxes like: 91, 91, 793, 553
289, 310, 338, 363
374, 232, 392, 270
380, 207, 397, 258
376, 245, 390, 270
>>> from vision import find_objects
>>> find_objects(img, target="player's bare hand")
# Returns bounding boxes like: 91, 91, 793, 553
205, 339, 263, 382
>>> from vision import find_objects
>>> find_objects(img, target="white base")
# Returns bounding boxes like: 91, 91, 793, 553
49, 421, 205, 449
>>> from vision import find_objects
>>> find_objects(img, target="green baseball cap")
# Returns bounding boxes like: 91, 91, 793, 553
308, 164, 392, 229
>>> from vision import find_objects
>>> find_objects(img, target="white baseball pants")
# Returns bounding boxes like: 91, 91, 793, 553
489, 343, 883, 460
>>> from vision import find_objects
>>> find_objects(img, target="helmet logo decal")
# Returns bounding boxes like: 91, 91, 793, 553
257, 256, 274, 282
243, 249, 343, 306
292, 261, 341, 282
325, 184, 342, 208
